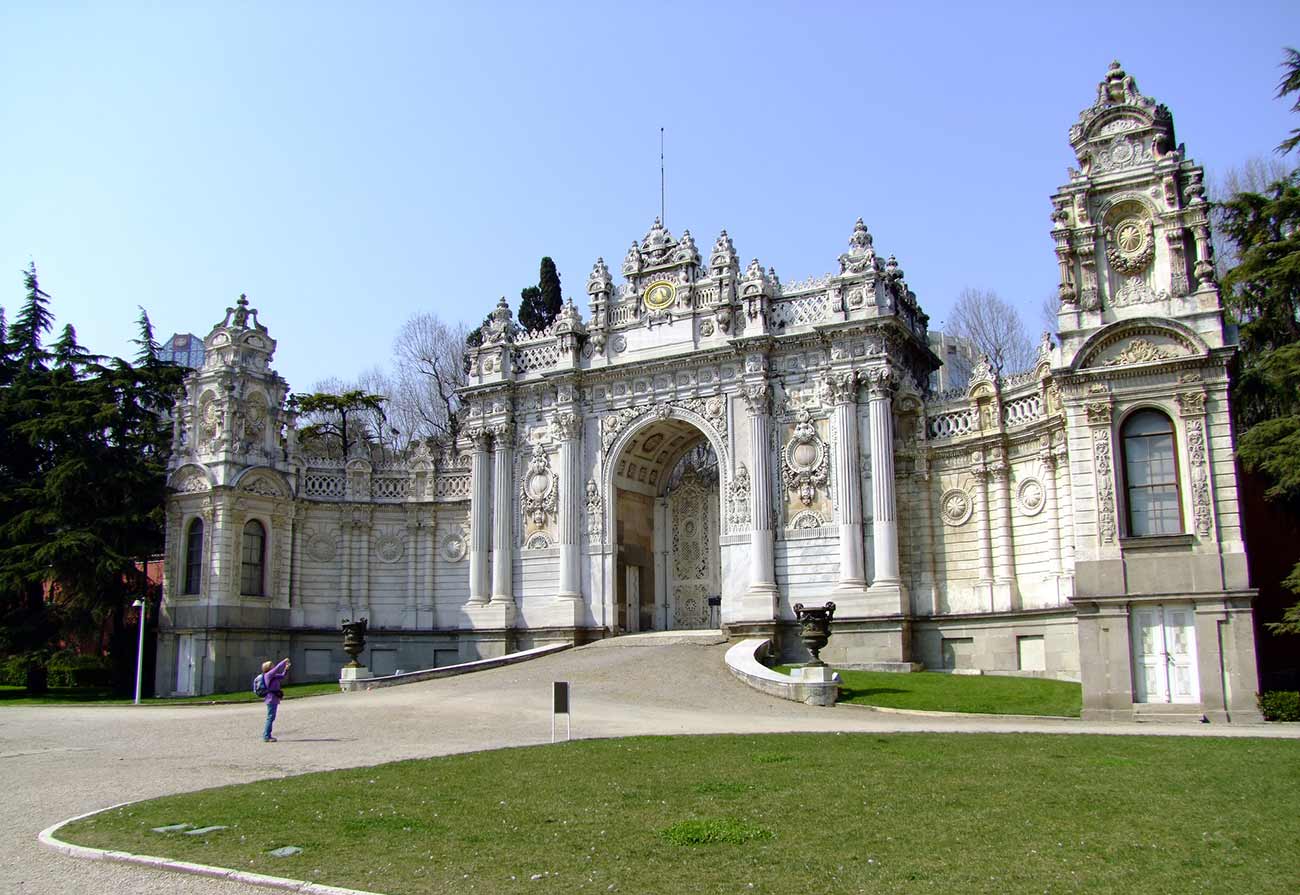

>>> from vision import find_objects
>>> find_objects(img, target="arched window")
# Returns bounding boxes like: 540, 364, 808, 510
1121, 410, 1182, 537
183, 518, 204, 594
240, 520, 266, 596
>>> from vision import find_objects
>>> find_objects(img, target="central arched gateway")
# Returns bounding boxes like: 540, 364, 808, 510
603, 413, 729, 633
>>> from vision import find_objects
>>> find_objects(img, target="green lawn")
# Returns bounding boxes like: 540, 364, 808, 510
0, 680, 341, 707
58, 733, 1298, 895
775, 666, 1083, 716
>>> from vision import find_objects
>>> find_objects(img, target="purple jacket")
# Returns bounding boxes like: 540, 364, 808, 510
263, 659, 289, 705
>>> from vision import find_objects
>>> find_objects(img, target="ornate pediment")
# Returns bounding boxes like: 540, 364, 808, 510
238, 471, 288, 498
1073, 320, 1207, 371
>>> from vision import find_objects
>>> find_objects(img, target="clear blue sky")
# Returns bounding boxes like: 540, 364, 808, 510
2, 2, 1295, 393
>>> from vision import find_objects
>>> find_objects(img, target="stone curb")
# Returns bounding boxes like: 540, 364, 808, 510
839, 702, 1081, 721
38, 800, 386, 895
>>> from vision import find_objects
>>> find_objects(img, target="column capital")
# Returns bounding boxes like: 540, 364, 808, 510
488, 423, 514, 448
863, 365, 896, 398
467, 427, 493, 451
818, 370, 859, 407
551, 411, 583, 441
740, 381, 771, 416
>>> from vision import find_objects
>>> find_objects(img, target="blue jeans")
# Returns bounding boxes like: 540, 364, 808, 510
263, 700, 278, 740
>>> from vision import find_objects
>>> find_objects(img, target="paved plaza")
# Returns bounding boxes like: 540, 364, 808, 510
5, 640, 1296, 894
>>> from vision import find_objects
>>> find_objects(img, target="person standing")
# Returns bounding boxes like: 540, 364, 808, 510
261, 657, 290, 742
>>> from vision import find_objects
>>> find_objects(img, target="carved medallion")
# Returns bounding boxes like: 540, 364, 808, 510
940, 488, 973, 526
1016, 478, 1046, 517
374, 531, 405, 563
440, 532, 466, 562
643, 280, 676, 312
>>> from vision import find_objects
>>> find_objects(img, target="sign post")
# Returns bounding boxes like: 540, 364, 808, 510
552, 681, 571, 743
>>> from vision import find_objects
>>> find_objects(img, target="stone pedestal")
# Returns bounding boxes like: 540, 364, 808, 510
340, 666, 373, 682
792, 665, 838, 684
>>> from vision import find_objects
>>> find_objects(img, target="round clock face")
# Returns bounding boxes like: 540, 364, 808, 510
643, 280, 676, 311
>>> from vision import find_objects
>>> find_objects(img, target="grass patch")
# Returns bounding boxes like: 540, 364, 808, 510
660, 817, 774, 845
775, 666, 1083, 716
57, 733, 1299, 894
0, 680, 342, 707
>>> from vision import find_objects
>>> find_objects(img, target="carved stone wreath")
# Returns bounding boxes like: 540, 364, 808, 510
520, 443, 558, 525
1016, 478, 1046, 517
1105, 215, 1155, 274
782, 409, 829, 507
940, 488, 974, 526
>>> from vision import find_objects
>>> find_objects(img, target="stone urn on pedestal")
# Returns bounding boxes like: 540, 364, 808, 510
793, 601, 836, 683
340, 617, 373, 682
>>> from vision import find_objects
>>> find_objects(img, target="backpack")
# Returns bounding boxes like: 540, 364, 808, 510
252, 673, 268, 698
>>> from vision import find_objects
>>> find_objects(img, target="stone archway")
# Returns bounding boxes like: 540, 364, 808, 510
605, 416, 724, 633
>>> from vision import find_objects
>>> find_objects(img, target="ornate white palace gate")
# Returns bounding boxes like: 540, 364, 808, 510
158, 64, 1262, 722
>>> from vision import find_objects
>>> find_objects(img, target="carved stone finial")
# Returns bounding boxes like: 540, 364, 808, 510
588, 257, 613, 295
710, 229, 739, 272
838, 218, 876, 275
484, 296, 515, 345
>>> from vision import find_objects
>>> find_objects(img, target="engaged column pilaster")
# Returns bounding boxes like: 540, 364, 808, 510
467, 428, 492, 605
742, 382, 779, 608
821, 370, 867, 593
554, 411, 583, 603
490, 424, 515, 605
866, 368, 903, 590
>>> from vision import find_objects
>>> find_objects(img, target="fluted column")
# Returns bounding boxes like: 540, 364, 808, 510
822, 371, 866, 591
972, 462, 993, 585
490, 425, 515, 605
1041, 444, 1063, 577
467, 429, 492, 604
555, 411, 583, 602
990, 452, 1018, 612
742, 382, 778, 600
866, 369, 901, 587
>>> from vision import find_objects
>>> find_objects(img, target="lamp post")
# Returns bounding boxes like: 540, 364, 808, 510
132, 598, 146, 705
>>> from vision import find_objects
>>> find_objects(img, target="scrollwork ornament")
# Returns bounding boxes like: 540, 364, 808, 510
519, 443, 558, 525
1085, 401, 1113, 426
1093, 428, 1116, 544
782, 409, 829, 507
584, 479, 603, 539
1174, 391, 1206, 417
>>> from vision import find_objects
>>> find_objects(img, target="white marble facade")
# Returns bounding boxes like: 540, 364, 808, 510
156, 64, 1261, 722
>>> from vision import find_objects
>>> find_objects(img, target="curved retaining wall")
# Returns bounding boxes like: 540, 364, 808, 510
724, 638, 839, 707
338, 643, 571, 692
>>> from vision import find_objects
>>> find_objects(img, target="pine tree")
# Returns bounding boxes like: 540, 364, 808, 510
538, 256, 563, 324
516, 257, 564, 334
1219, 47, 1300, 633
0, 276, 185, 692
517, 285, 544, 333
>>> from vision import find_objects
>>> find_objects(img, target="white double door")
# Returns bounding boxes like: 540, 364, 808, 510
1131, 603, 1199, 704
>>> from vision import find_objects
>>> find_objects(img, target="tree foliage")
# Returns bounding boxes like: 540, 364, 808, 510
0, 267, 185, 691
517, 257, 563, 333
1218, 47, 1300, 633
945, 287, 1037, 382
293, 388, 388, 458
